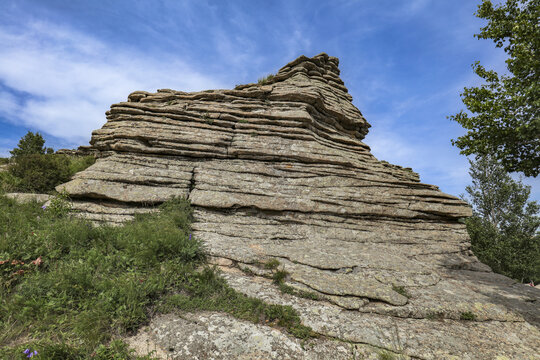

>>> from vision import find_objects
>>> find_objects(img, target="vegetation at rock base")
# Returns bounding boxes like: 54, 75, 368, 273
449, 0, 540, 177
463, 156, 540, 283
0, 132, 95, 193
0, 195, 315, 359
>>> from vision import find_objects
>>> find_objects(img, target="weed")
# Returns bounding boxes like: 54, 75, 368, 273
460, 311, 476, 321
237, 119, 248, 123
44, 189, 72, 218
272, 269, 289, 284
377, 350, 397, 360
279, 283, 319, 301
264, 258, 280, 270
240, 266, 255, 275
202, 112, 213, 125
392, 285, 410, 298
257, 74, 275, 85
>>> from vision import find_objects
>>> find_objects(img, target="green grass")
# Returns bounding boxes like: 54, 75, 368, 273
392, 285, 410, 299
264, 258, 280, 270
378, 351, 396, 360
278, 283, 320, 301
460, 311, 476, 321
257, 74, 275, 85
0, 194, 315, 359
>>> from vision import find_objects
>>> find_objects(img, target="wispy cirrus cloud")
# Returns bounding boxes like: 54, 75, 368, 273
0, 20, 225, 145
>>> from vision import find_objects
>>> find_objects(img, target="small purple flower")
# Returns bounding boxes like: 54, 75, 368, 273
41, 205, 47, 210
23, 349, 38, 358
189, 234, 192, 241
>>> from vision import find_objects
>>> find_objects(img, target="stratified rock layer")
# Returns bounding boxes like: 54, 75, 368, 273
60, 53, 540, 359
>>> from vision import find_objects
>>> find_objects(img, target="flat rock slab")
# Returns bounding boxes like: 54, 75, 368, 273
124, 312, 385, 360
5, 193, 50, 204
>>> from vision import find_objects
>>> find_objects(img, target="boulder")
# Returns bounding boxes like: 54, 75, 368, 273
59, 53, 540, 359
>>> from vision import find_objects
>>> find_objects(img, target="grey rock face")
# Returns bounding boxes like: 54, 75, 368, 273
59, 53, 540, 359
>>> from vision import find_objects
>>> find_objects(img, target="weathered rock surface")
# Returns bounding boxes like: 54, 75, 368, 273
59, 53, 540, 359
56, 145, 98, 157
5, 192, 50, 204
125, 311, 384, 360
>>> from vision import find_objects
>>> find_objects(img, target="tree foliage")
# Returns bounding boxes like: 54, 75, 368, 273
464, 156, 539, 283
8, 154, 72, 193
9, 131, 53, 158
2, 132, 96, 193
450, 0, 540, 177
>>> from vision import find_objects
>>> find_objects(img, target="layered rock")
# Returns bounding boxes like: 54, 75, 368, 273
59, 53, 540, 359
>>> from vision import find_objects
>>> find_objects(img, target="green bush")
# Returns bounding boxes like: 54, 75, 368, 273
0, 171, 22, 193
0, 158, 9, 165
8, 154, 72, 193
467, 216, 540, 283
4, 154, 95, 193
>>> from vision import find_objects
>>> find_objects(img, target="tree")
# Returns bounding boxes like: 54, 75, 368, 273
464, 155, 539, 283
9, 131, 53, 158
449, 0, 540, 177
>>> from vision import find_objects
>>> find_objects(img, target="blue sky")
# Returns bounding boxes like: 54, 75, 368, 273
0, 0, 538, 201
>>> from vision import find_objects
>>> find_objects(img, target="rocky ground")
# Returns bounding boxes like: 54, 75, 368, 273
55, 53, 539, 359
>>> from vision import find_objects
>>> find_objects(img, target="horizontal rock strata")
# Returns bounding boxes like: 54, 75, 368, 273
59, 53, 540, 359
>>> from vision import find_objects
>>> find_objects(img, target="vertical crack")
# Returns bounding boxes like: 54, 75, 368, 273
187, 166, 196, 198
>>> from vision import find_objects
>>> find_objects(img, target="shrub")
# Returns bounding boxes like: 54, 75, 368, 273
5, 154, 95, 194
8, 154, 72, 193
0, 171, 22, 193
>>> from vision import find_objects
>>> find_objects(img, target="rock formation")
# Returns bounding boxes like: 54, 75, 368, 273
58, 53, 540, 359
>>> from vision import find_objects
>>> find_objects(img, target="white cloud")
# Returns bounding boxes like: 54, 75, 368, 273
0, 20, 225, 145
0, 89, 19, 115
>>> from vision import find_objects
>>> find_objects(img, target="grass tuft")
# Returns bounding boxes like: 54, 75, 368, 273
257, 74, 275, 85
460, 311, 476, 321
264, 258, 280, 270
392, 285, 410, 298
